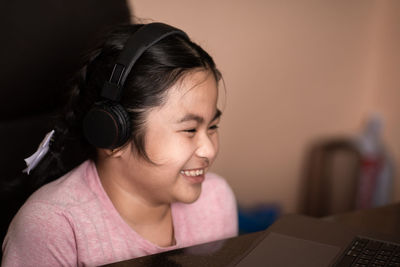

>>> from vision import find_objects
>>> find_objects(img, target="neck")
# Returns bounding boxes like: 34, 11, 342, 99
96, 158, 170, 225
95, 157, 175, 247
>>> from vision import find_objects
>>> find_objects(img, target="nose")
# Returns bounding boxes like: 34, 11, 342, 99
195, 132, 218, 160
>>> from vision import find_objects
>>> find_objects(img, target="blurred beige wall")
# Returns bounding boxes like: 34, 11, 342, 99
129, 0, 400, 213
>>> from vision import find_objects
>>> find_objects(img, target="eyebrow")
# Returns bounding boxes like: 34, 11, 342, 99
177, 109, 222, 124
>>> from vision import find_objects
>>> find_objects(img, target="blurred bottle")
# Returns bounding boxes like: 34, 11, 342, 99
354, 113, 394, 209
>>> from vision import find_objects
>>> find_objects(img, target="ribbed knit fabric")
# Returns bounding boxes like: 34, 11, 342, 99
2, 160, 238, 266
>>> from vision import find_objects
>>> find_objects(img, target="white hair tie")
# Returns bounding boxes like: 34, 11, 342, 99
23, 130, 55, 174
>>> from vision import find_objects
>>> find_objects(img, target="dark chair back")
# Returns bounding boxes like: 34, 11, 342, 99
300, 138, 361, 217
0, 0, 131, 260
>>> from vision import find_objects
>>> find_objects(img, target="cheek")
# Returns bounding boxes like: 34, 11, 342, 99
146, 133, 193, 165
145, 132, 172, 163
172, 137, 198, 159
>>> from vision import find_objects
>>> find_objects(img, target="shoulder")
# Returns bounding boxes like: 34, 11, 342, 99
4, 160, 98, 236
2, 160, 98, 265
2, 199, 78, 266
2, 160, 93, 255
28, 160, 95, 208
5, 200, 75, 240
2, 162, 94, 248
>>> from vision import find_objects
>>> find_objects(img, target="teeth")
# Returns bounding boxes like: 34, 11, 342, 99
181, 169, 204, 177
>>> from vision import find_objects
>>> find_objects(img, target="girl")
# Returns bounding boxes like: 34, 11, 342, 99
2, 22, 238, 266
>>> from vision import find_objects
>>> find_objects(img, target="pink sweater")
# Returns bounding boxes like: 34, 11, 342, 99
2, 160, 238, 266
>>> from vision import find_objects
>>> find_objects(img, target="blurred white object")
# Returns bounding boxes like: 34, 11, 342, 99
357, 113, 383, 156
23, 130, 55, 174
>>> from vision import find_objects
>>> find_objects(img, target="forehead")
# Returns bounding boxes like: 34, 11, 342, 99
143, 70, 219, 127
161, 70, 218, 112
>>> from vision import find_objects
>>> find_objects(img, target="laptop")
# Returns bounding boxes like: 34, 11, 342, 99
234, 214, 400, 267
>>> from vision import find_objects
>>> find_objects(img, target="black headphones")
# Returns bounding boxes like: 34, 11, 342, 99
82, 23, 188, 149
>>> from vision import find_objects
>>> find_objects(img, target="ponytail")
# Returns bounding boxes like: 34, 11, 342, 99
29, 49, 102, 189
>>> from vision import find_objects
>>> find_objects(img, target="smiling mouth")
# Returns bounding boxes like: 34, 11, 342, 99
180, 169, 205, 177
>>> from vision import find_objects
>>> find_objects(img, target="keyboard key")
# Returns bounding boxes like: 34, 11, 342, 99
375, 254, 390, 261
373, 259, 386, 265
390, 257, 400, 263
347, 250, 359, 257
356, 258, 371, 265
359, 254, 373, 260
354, 239, 367, 248
362, 249, 377, 256
379, 250, 393, 256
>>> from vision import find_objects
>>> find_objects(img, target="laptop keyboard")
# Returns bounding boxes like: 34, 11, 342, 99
335, 237, 400, 267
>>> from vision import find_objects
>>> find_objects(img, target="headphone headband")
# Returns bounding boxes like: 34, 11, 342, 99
101, 22, 188, 101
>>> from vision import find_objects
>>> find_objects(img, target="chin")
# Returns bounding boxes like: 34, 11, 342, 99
177, 187, 202, 204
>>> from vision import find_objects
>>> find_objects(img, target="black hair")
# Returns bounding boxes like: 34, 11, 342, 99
30, 23, 222, 188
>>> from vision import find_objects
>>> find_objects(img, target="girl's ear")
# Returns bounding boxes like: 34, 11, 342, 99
99, 145, 127, 158
109, 148, 125, 158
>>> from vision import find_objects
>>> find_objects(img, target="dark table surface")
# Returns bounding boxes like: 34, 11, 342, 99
323, 202, 400, 239
103, 202, 400, 266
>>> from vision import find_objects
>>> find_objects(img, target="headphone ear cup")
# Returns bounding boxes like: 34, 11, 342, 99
83, 101, 131, 149
108, 102, 132, 147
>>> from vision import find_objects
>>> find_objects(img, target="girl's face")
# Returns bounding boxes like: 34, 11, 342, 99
118, 70, 220, 205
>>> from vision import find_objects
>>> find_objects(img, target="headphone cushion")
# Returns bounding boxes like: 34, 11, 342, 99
83, 101, 131, 149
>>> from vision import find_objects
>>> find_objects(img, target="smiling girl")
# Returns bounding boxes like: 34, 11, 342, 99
1, 23, 238, 266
